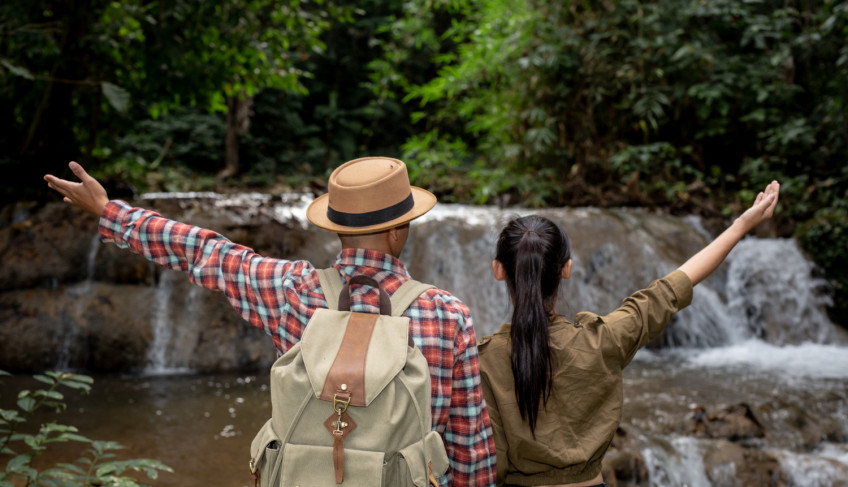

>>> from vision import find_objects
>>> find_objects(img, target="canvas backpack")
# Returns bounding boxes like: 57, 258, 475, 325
249, 268, 450, 486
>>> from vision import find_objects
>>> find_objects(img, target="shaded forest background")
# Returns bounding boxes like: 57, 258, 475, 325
1, 0, 847, 321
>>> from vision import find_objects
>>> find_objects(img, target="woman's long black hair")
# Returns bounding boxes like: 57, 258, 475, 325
495, 215, 570, 436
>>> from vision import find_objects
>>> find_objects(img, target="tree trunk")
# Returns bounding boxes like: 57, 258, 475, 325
219, 94, 254, 179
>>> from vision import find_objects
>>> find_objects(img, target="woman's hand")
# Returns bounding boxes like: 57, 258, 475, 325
678, 180, 780, 286
735, 180, 780, 232
44, 161, 109, 216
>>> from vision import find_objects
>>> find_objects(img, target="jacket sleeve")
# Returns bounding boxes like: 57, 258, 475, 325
591, 270, 693, 366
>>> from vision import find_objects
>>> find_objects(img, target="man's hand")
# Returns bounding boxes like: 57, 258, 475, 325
44, 161, 109, 216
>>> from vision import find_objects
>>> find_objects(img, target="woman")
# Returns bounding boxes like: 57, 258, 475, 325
478, 181, 780, 487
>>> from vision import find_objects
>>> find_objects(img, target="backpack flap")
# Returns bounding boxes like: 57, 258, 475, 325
300, 309, 409, 407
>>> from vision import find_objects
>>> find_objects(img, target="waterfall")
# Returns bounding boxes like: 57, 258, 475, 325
145, 268, 177, 374
408, 205, 845, 348
56, 234, 101, 370
133, 197, 845, 368
144, 269, 205, 375
725, 238, 838, 344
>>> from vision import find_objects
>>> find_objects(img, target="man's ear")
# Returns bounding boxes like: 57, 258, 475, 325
492, 259, 507, 281
561, 259, 572, 279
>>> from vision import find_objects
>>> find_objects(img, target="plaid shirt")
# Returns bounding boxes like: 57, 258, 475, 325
99, 200, 496, 486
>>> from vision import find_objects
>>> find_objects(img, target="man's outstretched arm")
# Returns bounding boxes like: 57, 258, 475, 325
44, 161, 109, 216
44, 161, 305, 352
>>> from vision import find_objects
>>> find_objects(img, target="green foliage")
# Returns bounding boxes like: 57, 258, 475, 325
94, 108, 227, 193
374, 0, 848, 214
239, 0, 415, 181
795, 209, 848, 326
0, 370, 172, 487
0, 0, 338, 202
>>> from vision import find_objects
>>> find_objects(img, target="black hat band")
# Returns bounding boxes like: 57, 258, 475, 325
326, 193, 415, 227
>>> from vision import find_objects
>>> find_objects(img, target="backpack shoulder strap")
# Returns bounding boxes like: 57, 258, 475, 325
390, 279, 435, 317
315, 267, 343, 310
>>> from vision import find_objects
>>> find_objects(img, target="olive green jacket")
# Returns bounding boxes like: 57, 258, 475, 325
478, 270, 693, 486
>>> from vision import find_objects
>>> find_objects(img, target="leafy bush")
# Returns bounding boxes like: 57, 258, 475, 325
795, 209, 848, 327
0, 370, 171, 487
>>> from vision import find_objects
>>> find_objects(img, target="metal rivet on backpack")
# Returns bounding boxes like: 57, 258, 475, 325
340, 383, 348, 391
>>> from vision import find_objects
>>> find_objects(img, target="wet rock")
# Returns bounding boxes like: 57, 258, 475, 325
0, 281, 275, 373
690, 403, 766, 440
0, 202, 101, 290
702, 440, 786, 486
602, 427, 649, 487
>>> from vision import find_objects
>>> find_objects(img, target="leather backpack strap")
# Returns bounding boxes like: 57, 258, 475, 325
316, 267, 343, 310
389, 279, 435, 317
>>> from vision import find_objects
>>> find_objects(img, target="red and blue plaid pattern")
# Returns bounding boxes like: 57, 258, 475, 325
100, 200, 496, 487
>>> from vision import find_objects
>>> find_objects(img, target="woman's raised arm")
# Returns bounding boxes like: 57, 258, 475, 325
678, 180, 780, 286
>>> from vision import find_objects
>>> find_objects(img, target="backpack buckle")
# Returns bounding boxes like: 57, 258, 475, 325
333, 391, 351, 414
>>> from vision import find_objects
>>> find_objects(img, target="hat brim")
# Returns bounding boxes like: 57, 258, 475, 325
306, 186, 437, 235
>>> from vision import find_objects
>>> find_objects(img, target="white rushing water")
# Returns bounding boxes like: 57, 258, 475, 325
56, 234, 101, 370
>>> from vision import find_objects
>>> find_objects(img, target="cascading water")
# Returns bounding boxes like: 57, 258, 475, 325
56, 234, 101, 370
144, 269, 206, 375
145, 268, 177, 374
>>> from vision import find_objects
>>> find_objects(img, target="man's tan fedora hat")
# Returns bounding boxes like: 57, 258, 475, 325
306, 157, 436, 235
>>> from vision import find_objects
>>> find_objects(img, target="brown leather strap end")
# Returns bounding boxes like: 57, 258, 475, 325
333, 435, 345, 484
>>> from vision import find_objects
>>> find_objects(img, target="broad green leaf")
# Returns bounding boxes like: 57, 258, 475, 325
0, 59, 34, 79
102, 82, 131, 113
17, 396, 36, 412
56, 463, 87, 475
5, 454, 32, 472
33, 374, 55, 385
0, 408, 22, 422
64, 374, 94, 385
34, 390, 64, 401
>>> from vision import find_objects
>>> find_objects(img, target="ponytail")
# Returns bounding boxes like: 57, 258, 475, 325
495, 216, 570, 436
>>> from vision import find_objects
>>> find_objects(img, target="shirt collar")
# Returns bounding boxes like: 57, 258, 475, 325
334, 248, 411, 278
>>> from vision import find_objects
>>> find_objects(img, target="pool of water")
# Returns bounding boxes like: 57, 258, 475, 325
3, 345, 848, 486
1, 372, 271, 486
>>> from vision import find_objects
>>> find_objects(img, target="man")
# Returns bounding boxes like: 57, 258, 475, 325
45, 157, 497, 486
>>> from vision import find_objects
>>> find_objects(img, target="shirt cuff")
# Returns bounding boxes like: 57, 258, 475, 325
98, 200, 132, 244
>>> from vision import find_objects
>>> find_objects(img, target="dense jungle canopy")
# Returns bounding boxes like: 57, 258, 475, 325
1, 0, 847, 320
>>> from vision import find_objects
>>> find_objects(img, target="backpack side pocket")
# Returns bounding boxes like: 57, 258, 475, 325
250, 419, 282, 487
394, 430, 450, 487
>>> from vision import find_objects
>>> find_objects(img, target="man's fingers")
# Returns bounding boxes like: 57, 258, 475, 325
69, 161, 90, 181
45, 174, 82, 202
45, 175, 72, 193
